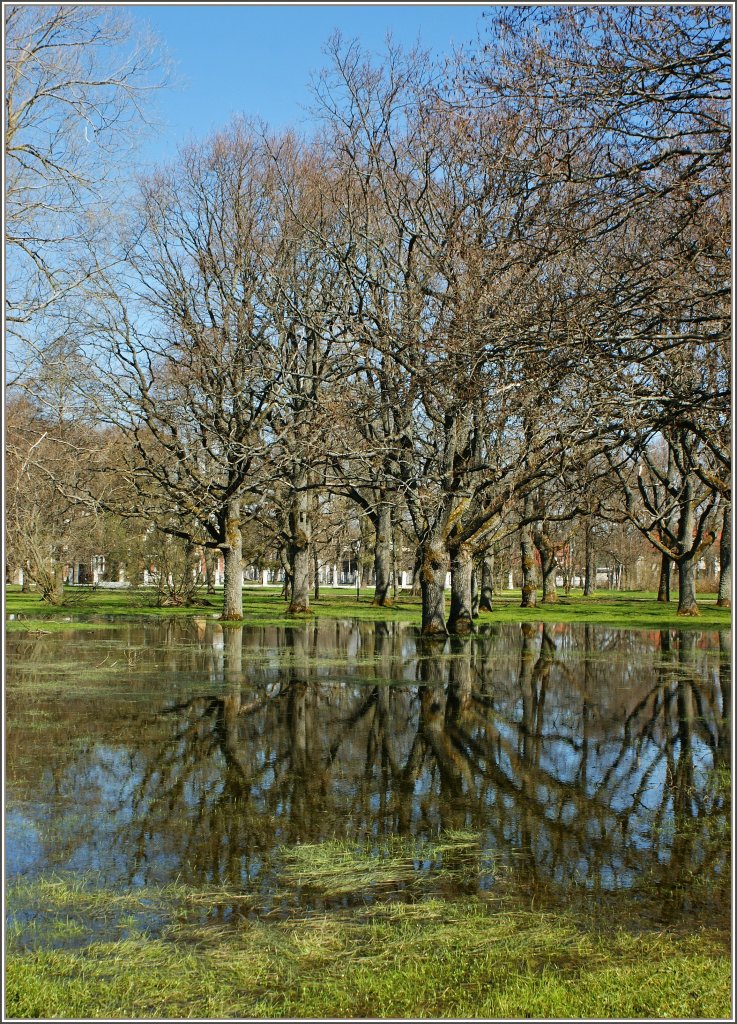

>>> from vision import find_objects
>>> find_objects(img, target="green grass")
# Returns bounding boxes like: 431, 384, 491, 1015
6, 831, 731, 1020
5, 586, 221, 623
472, 588, 730, 630
6, 896, 730, 1020
5, 584, 732, 630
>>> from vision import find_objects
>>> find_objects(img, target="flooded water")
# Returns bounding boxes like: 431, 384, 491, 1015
5, 618, 731, 940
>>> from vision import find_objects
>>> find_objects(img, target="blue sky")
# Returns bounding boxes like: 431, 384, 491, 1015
129, 3, 490, 166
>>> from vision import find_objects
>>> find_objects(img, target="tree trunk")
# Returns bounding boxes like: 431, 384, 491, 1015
677, 482, 699, 616
657, 553, 671, 602
222, 498, 243, 620
447, 543, 474, 634
717, 503, 731, 608
288, 484, 312, 614
520, 504, 537, 607
204, 549, 218, 594
479, 547, 493, 612
410, 550, 422, 596
183, 538, 199, 605
534, 527, 558, 604
279, 546, 292, 600
419, 539, 448, 637
372, 504, 393, 606
313, 546, 320, 602
392, 523, 398, 601
541, 556, 557, 602
583, 524, 596, 596
44, 563, 65, 606
471, 568, 479, 618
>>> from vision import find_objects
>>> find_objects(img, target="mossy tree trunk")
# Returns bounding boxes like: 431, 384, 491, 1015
520, 496, 537, 608
222, 498, 243, 620
471, 568, 479, 618
583, 523, 596, 596
419, 538, 449, 637
391, 521, 399, 601
478, 547, 494, 611
534, 525, 558, 604
372, 503, 394, 607
410, 550, 422, 596
717, 502, 730, 608
279, 545, 292, 600
541, 557, 558, 602
41, 562, 66, 605
288, 483, 312, 615
447, 541, 474, 634
677, 555, 699, 616
657, 456, 679, 602
676, 481, 699, 616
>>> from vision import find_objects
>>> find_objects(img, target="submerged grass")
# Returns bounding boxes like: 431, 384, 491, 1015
277, 833, 481, 898
5, 584, 732, 630
6, 894, 730, 1020
6, 833, 731, 1020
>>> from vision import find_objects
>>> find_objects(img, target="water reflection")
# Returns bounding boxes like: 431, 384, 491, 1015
5, 619, 730, 924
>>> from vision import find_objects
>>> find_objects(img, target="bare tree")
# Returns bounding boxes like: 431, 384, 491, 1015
311, 34, 610, 634
260, 132, 355, 614
5, 396, 96, 602
5, 4, 167, 387
86, 121, 279, 620
607, 432, 719, 615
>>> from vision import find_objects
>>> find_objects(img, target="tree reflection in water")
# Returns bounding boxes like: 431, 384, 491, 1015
5, 619, 730, 924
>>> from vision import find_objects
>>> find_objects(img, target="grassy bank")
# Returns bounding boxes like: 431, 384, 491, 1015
6, 869, 731, 1021
5, 584, 732, 631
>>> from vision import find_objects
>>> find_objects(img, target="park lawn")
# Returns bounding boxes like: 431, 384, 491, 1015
5, 583, 732, 631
